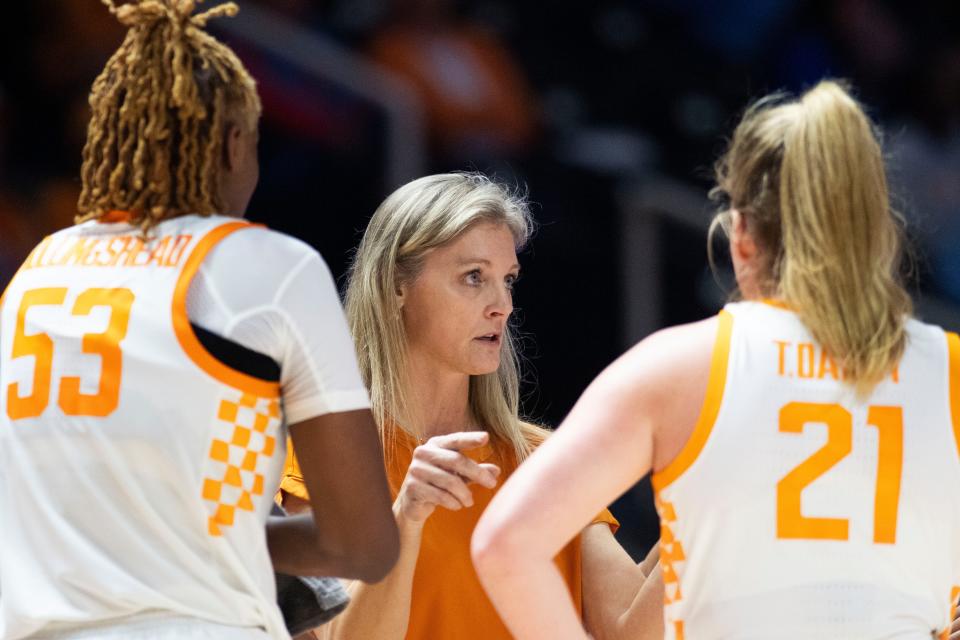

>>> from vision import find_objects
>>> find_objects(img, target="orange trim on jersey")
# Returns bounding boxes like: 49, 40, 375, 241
760, 298, 791, 310
172, 221, 280, 398
99, 210, 133, 223
652, 309, 734, 491
947, 332, 960, 461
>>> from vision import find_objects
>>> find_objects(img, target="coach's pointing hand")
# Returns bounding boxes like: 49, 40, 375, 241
396, 431, 501, 524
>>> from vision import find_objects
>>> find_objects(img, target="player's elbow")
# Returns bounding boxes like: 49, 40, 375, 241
352, 523, 399, 583
471, 516, 523, 582
330, 516, 399, 583
299, 541, 396, 584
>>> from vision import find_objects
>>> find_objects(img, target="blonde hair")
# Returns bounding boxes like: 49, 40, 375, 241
345, 172, 547, 463
711, 80, 911, 394
77, 0, 261, 234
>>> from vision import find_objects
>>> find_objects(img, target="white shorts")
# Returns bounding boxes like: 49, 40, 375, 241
31, 613, 275, 640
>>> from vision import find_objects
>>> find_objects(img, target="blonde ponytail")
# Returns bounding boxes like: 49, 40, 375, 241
713, 80, 911, 394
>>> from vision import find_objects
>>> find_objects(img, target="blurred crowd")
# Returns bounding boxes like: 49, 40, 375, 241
1, 0, 959, 554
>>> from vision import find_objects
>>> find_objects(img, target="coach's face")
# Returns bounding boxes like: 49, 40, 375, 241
400, 222, 519, 377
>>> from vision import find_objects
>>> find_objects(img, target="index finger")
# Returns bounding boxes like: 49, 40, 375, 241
428, 431, 490, 452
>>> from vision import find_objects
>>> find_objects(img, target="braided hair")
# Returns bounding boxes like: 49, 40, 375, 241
77, 0, 261, 233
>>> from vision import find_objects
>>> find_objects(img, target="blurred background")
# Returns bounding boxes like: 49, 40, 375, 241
1, 0, 959, 559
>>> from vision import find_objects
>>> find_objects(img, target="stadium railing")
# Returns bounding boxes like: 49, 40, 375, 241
215, 2, 427, 189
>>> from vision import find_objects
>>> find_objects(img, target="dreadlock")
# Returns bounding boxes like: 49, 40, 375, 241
77, 0, 261, 233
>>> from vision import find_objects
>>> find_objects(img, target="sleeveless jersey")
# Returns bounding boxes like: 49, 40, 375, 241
0, 216, 294, 639
653, 301, 960, 640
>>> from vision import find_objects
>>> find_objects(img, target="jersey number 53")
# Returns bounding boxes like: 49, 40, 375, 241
6, 287, 135, 420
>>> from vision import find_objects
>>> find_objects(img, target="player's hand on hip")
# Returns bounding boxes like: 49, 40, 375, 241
395, 431, 500, 524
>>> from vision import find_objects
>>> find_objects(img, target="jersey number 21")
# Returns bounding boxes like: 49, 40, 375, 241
777, 401, 902, 544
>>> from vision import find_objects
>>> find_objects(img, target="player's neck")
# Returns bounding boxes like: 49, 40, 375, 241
736, 270, 777, 301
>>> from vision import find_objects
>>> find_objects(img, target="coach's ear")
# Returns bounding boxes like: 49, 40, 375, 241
396, 279, 406, 311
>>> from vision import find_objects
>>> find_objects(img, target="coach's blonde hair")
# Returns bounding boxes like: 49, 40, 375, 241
77, 0, 261, 233
345, 173, 546, 462
711, 80, 911, 394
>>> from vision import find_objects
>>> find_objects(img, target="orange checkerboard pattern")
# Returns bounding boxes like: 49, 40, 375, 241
202, 392, 281, 536
657, 494, 687, 640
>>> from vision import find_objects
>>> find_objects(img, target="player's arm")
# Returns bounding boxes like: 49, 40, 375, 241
192, 229, 400, 582
471, 318, 716, 640
216, 234, 400, 582
581, 526, 663, 640
268, 408, 398, 582
638, 541, 659, 577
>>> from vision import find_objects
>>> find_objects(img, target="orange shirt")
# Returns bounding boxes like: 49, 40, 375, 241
279, 429, 618, 639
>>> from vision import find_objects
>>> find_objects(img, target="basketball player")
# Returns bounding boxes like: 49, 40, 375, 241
473, 80, 960, 639
0, 2, 398, 638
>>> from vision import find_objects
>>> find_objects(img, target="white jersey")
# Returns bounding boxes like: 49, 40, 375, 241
0, 215, 368, 639
184, 224, 369, 425
653, 301, 960, 640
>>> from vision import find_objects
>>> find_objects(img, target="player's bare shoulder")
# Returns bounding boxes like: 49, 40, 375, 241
612, 315, 720, 400
601, 315, 723, 471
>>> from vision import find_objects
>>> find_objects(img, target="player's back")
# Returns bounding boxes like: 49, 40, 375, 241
654, 300, 960, 640
0, 215, 288, 639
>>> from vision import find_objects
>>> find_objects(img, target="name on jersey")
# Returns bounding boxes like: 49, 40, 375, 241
774, 340, 899, 383
22, 233, 193, 270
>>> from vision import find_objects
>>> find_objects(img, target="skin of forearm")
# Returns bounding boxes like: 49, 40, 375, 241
637, 543, 659, 578
321, 502, 423, 640
480, 558, 589, 640
267, 515, 354, 577
613, 563, 664, 640
580, 525, 649, 640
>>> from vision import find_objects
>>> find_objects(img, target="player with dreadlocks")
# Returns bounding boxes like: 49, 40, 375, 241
0, 2, 398, 639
